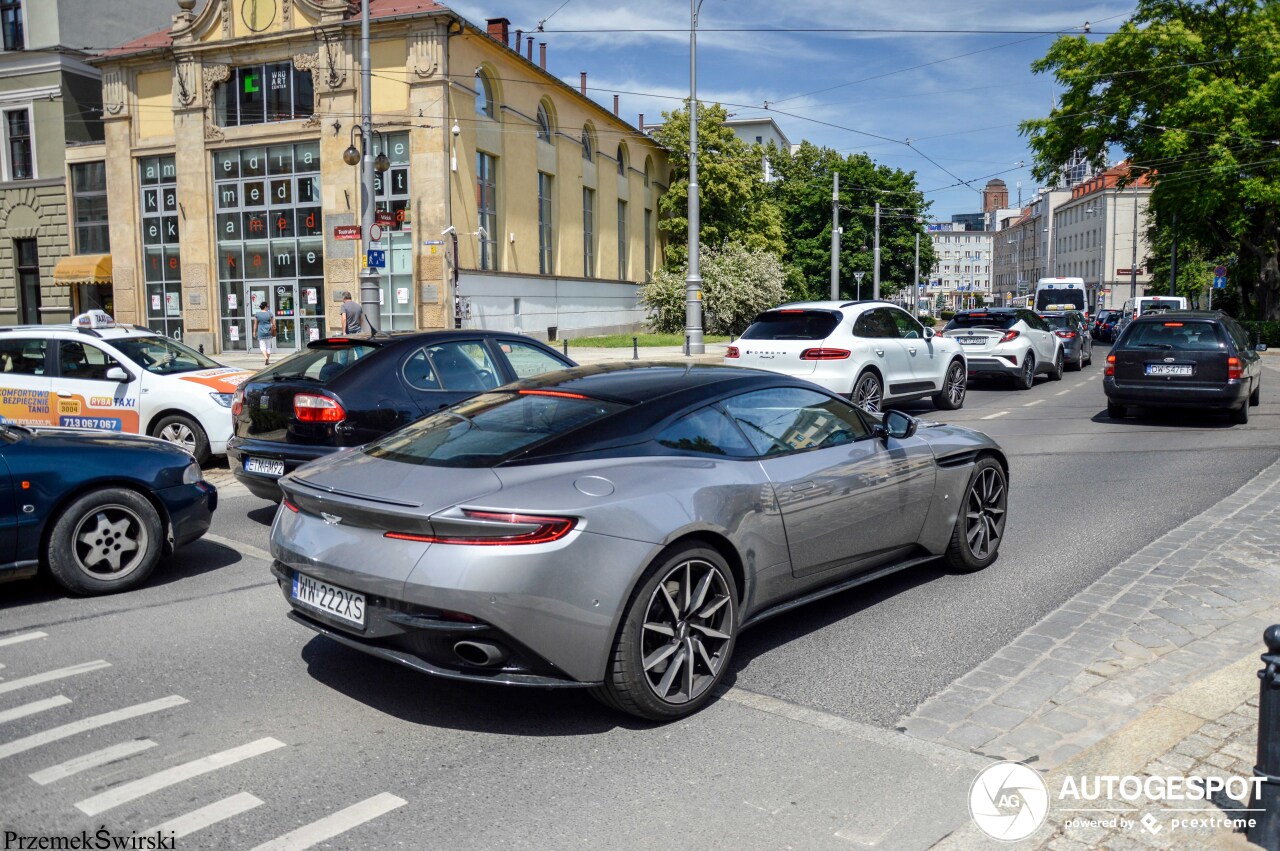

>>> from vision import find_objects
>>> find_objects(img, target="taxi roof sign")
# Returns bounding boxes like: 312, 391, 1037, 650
73, 310, 117, 329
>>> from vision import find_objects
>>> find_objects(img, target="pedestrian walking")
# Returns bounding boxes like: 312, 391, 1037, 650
341, 292, 366, 334
254, 301, 275, 365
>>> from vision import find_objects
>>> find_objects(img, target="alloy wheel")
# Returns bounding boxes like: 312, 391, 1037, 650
945, 363, 966, 406
640, 558, 734, 705
1022, 356, 1035, 388
853, 374, 882, 412
158, 421, 197, 454
73, 505, 149, 579
964, 466, 1006, 561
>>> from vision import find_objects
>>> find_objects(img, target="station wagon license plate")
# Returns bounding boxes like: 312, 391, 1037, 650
1145, 364, 1193, 376
291, 573, 366, 627
244, 457, 285, 476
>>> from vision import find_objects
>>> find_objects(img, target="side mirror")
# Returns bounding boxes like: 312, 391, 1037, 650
923, 326, 936, 339
106, 366, 133, 383
878, 409, 917, 444
1257, 343, 1269, 353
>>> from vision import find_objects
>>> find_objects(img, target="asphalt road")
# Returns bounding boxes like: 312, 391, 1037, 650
1, 346, 1277, 849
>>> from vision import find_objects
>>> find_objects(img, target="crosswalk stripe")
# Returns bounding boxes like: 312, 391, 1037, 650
136, 792, 264, 840
30, 739, 157, 785
0, 631, 47, 648
0, 695, 187, 761
75, 737, 286, 816
250, 793, 407, 851
0, 695, 71, 725
0, 660, 110, 696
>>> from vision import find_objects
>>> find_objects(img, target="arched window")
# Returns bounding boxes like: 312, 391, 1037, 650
536, 101, 552, 142
581, 125, 594, 161
616, 143, 627, 176
643, 155, 652, 187
475, 70, 495, 119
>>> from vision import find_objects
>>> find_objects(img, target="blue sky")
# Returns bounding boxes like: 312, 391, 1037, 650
447, 0, 1138, 221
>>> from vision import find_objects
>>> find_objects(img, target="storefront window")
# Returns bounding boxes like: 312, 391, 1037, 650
213, 142, 323, 351
214, 63, 314, 127
371, 132, 413, 330
72, 162, 109, 254
139, 155, 182, 339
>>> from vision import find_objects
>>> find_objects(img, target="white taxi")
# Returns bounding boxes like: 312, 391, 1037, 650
0, 311, 253, 464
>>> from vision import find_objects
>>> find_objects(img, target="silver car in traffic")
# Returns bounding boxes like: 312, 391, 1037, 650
270, 363, 1010, 720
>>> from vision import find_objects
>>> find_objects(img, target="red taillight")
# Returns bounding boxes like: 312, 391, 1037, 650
231, 388, 244, 418
1055, 330, 1076, 339
726, 346, 740, 358
517, 389, 589, 399
1105, 354, 1116, 376
999, 330, 1021, 344
282, 497, 299, 513
384, 509, 577, 546
1228, 356, 1243, 380
293, 393, 346, 423
799, 348, 851, 360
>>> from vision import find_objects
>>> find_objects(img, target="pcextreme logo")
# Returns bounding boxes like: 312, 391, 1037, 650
969, 761, 1050, 841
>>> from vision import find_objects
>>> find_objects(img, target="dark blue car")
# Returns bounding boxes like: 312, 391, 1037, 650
0, 425, 217, 595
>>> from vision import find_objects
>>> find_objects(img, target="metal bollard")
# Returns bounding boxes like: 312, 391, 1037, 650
198, 344, 204, 354
562, 338, 568, 357
632, 336, 638, 360
684, 334, 690, 357
1249, 625, 1280, 849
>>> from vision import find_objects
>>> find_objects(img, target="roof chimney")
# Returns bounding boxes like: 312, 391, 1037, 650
526, 36, 533, 60
539, 42, 547, 69
485, 18, 510, 44
515, 28, 522, 51
579, 72, 587, 96
613, 95, 619, 116
638, 113, 644, 132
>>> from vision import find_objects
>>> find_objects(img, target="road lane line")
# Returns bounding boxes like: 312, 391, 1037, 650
0, 696, 187, 761
1056, 388, 1073, 396
981, 411, 1009, 419
1023, 400, 1045, 407
0, 695, 70, 725
250, 793, 408, 851
204, 532, 274, 565
0, 660, 110, 696
136, 792, 263, 840
0, 631, 47, 648
75, 737, 286, 816
30, 739, 156, 785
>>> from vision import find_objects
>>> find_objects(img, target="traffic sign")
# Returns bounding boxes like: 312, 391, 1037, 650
368, 223, 383, 243
333, 225, 361, 241
366, 249, 386, 268
375, 210, 394, 228
1213, 276, 1227, 289
1214, 265, 1228, 277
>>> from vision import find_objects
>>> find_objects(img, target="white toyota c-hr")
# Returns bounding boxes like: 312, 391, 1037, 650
942, 308, 1064, 390
724, 300, 968, 412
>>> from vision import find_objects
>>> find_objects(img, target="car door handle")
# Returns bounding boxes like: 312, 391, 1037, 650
56, 391, 72, 398
874, 349, 885, 357
790, 481, 815, 491
908, 348, 917, 355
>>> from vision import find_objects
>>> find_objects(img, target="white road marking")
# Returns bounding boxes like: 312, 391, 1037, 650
0, 695, 71, 725
250, 793, 408, 851
0, 660, 110, 696
204, 532, 274, 565
30, 739, 156, 785
136, 792, 264, 840
0, 695, 187, 761
75, 737, 286, 816
0, 631, 47, 648
1023, 399, 1045, 407
981, 411, 1009, 419
1055, 388, 1073, 396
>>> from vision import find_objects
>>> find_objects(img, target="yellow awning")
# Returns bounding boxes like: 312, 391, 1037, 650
53, 254, 112, 285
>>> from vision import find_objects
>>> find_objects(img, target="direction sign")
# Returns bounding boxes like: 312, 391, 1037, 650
1214, 265, 1228, 277
1214, 276, 1227, 289
366, 249, 386, 269
375, 210, 394, 228
333, 225, 361, 241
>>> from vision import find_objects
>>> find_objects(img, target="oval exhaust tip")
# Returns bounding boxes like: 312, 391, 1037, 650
453, 640, 508, 667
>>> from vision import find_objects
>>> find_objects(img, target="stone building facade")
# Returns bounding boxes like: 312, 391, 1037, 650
74, 0, 667, 354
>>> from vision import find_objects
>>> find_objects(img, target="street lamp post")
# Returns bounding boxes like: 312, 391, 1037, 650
684, 0, 706, 354
356, 0, 379, 331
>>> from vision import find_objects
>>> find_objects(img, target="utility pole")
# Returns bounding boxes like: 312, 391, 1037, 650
1129, 185, 1139, 301
830, 172, 840, 300
873, 201, 881, 300
684, 0, 705, 354
358, 0, 378, 331
913, 231, 920, 310
1169, 210, 1179, 297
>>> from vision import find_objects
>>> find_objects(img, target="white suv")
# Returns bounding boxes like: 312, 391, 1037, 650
942, 308, 1064, 389
724, 301, 968, 411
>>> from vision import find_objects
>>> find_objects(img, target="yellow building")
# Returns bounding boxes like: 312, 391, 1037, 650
70, 0, 667, 353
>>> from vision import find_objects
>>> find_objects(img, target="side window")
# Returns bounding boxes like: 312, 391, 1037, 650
404, 341, 500, 392
721, 387, 871, 457
0, 338, 46, 375
852, 313, 872, 337
497, 339, 571, 380
57, 341, 123, 381
887, 308, 922, 339
863, 309, 899, 339
1225, 320, 1250, 352
654, 406, 755, 458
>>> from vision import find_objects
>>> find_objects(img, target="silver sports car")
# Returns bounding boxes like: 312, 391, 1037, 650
270, 363, 1009, 720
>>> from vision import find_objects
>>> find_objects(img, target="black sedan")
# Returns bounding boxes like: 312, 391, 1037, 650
0, 425, 217, 594
1104, 310, 1266, 424
228, 331, 575, 500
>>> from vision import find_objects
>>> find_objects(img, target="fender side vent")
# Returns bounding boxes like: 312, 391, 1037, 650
935, 450, 980, 469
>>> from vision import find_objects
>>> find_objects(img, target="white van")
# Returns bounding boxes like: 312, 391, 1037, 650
1034, 278, 1088, 315
1121, 295, 1188, 319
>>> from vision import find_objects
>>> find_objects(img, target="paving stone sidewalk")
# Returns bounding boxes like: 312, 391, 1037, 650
900, 455, 1280, 771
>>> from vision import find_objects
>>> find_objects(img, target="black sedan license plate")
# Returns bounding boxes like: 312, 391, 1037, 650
245, 457, 285, 476
1145, 364, 1192, 376
291, 573, 366, 627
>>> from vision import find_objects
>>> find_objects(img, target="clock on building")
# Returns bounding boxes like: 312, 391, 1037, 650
241, 0, 276, 32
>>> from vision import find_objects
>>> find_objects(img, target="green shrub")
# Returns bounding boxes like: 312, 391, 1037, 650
1240, 321, 1280, 348
640, 243, 786, 336
940, 310, 956, 321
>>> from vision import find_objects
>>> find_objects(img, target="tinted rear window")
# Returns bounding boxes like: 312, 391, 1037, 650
364, 391, 628, 468
1040, 314, 1073, 330
255, 343, 379, 383
1036, 289, 1086, 311
740, 311, 839, 340
945, 313, 1018, 331
1120, 321, 1223, 351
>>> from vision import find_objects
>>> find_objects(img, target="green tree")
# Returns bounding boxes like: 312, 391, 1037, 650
768, 142, 934, 302
935, 292, 946, 314
639, 243, 786, 335
650, 102, 785, 268
1020, 0, 1280, 319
